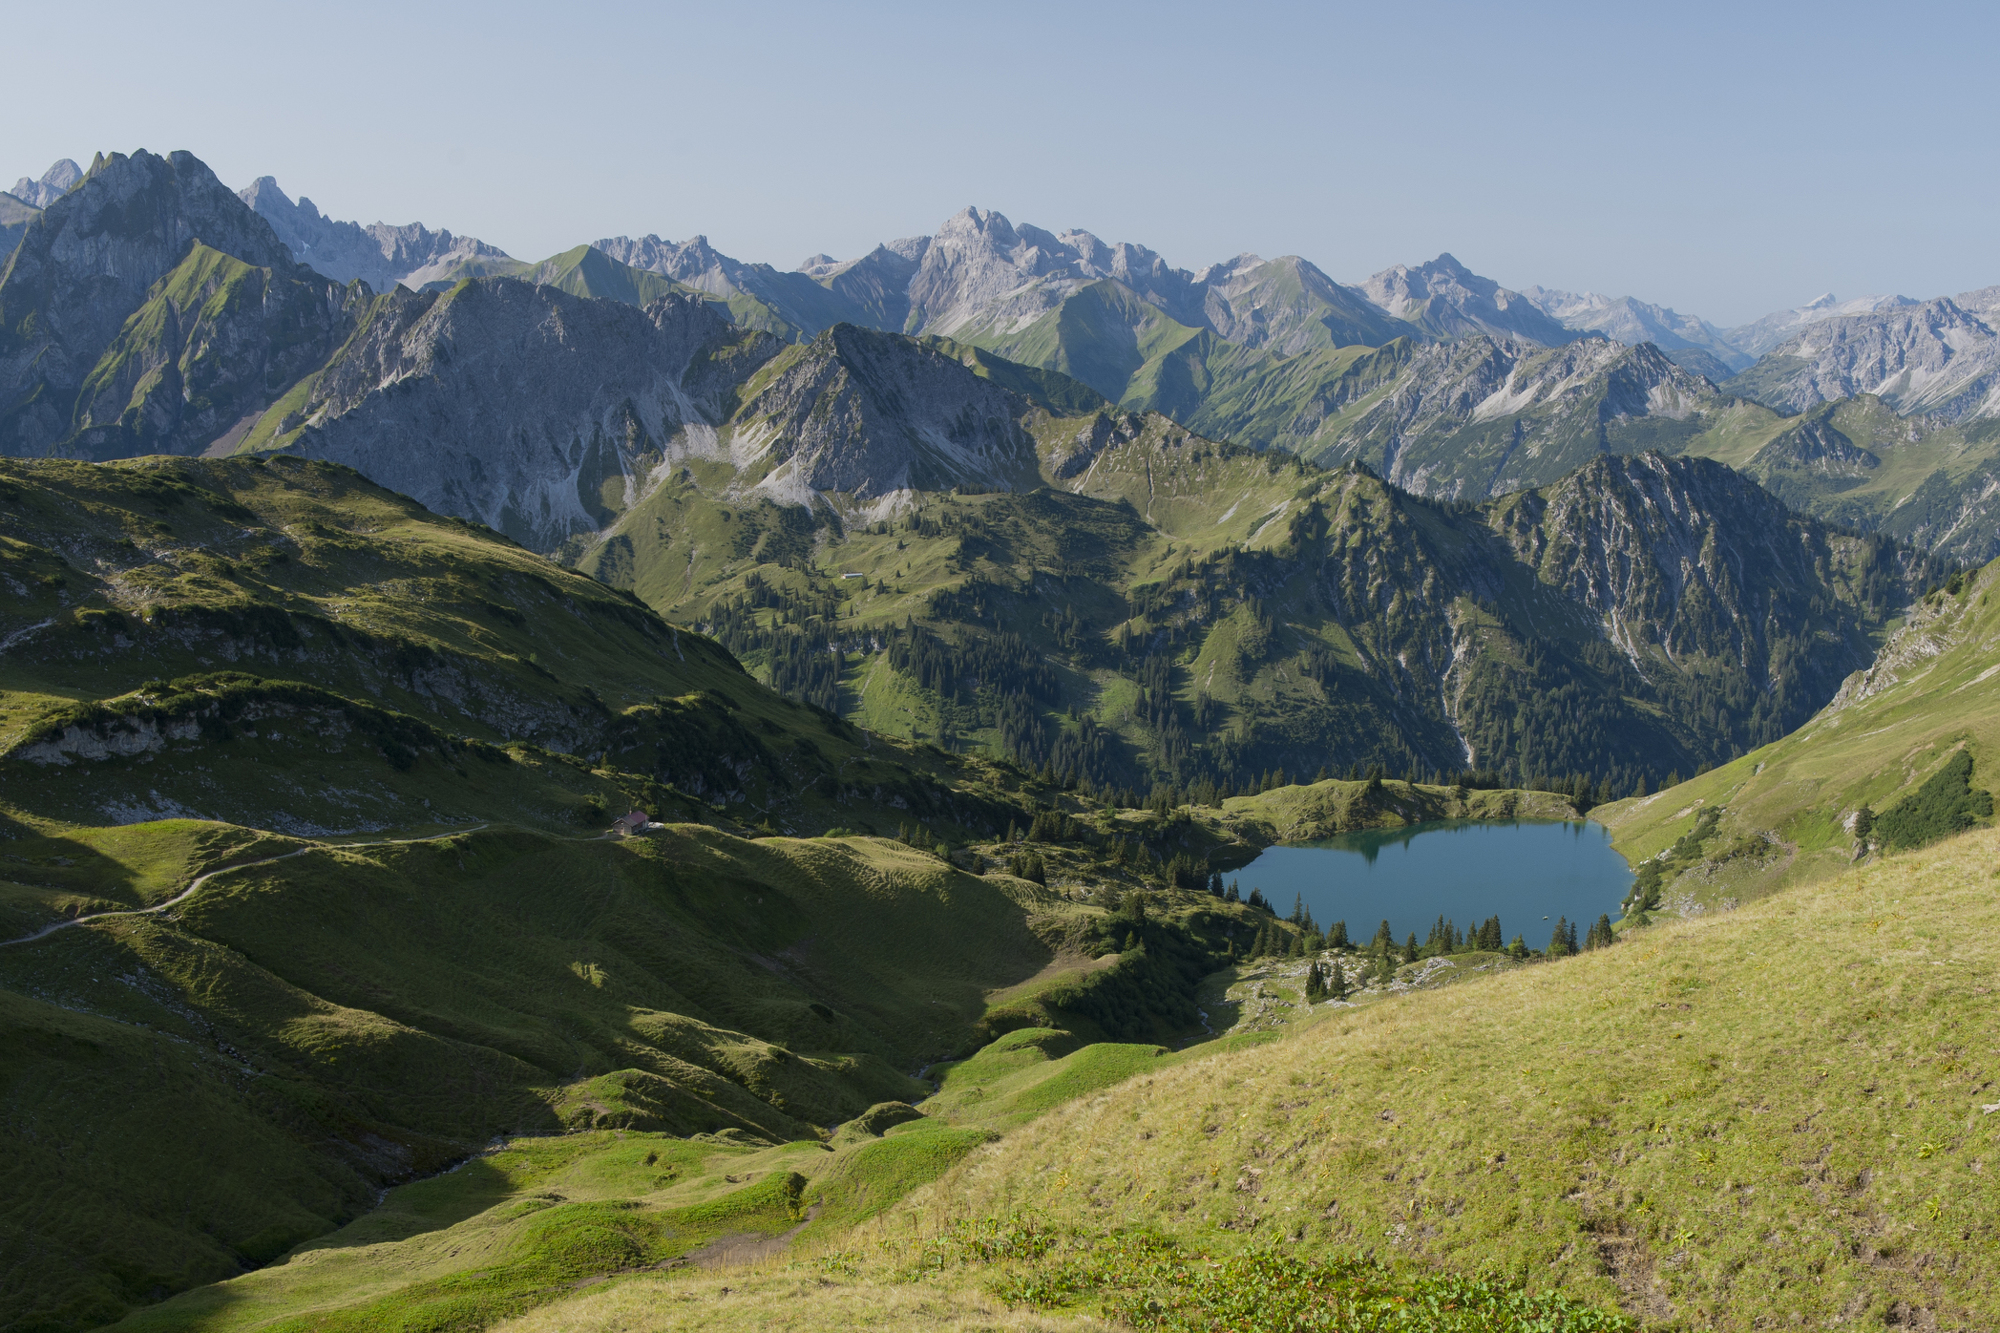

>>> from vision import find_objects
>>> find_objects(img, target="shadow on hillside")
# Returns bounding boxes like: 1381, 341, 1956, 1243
289, 1154, 520, 1253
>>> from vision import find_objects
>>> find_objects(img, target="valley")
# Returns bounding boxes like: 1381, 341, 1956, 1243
4, 140, 2000, 1332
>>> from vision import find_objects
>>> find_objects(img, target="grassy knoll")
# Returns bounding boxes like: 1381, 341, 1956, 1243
1210, 774, 1581, 845
1597, 557, 2000, 911
108, 1132, 819, 1333
857, 825, 2000, 1328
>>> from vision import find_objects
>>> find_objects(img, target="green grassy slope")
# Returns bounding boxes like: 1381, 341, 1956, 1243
60, 244, 366, 461
403, 821, 2000, 1331
856, 823, 2000, 1329
30, 811, 1317, 1333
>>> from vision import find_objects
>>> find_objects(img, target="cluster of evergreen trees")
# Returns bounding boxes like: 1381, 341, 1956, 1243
1545, 914, 1618, 957
1303, 957, 1349, 1003
1870, 750, 1992, 851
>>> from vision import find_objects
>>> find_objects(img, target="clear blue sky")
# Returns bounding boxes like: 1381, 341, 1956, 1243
8, 0, 1994, 326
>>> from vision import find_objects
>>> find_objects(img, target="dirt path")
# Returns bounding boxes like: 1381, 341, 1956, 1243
0, 824, 490, 949
684, 1206, 821, 1269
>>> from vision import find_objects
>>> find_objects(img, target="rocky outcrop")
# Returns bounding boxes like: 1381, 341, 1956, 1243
729, 324, 1046, 503
239, 176, 517, 291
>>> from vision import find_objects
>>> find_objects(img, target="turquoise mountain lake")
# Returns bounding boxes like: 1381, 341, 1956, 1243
1230, 820, 1633, 946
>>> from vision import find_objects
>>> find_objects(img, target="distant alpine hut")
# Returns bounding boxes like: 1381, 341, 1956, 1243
612, 810, 650, 836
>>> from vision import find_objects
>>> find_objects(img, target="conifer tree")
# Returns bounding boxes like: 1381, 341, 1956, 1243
1329, 920, 1350, 950
1548, 916, 1571, 958
1328, 958, 1349, 999
1304, 962, 1326, 1002
1403, 932, 1419, 965
1508, 933, 1528, 960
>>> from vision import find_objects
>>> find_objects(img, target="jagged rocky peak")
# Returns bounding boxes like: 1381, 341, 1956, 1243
236, 175, 514, 291
904, 206, 1195, 336
732, 322, 1046, 504
1732, 296, 2000, 420
1724, 291, 1919, 359
1359, 252, 1574, 345
9, 158, 82, 208
1520, 285, 1751, 373
594, 233, 737, 291
0, 148, 308, 458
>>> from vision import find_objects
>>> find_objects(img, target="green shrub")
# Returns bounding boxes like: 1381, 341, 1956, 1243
1876, 750, 1993, 851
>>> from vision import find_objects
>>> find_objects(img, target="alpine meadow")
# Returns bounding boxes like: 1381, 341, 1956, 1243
8, 121, 2000, 1333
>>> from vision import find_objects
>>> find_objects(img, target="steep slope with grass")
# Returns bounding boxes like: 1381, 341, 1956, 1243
872, 824, 2000, 1329
330, 825, 2000, 1331
1596, 556, 2000, 911
0, 150, 306, 458
62, 243, 367, 460
32, 838, 1335, 1333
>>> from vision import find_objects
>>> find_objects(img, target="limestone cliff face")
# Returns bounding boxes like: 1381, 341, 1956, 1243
0, 150, 304, 457
1728, 297, 2000, 421
1311, 336, 1719, 499
261, 282, 775, 550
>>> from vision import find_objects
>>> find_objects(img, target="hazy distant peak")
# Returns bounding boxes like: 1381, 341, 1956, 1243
1191, 253, 1269, 284
1724, 292, 1918, 358
9, 158, 83, 208
238, 174, 512, 291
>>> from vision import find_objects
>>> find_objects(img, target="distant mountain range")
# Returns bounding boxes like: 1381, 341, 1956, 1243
20, 154, 1992, 423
